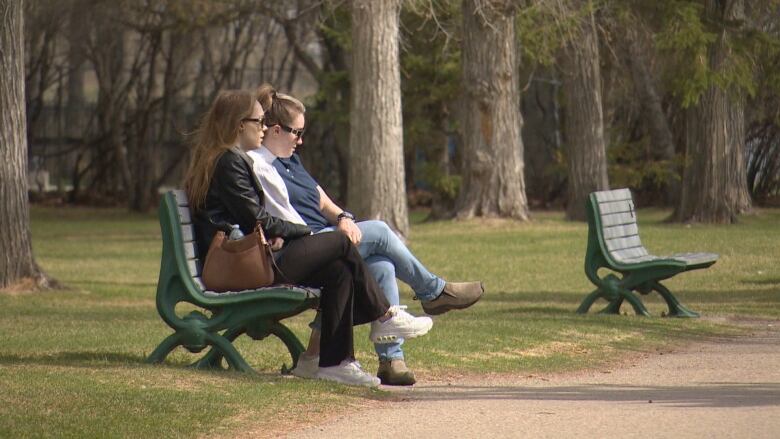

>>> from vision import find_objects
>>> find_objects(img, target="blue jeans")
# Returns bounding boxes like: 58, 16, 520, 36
316, 220, 445, 361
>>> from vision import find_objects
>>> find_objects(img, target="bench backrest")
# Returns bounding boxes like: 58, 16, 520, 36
168, 190, 209, 291
588, 188, 655, 265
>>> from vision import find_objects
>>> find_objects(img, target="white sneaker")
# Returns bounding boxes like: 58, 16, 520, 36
291, 353, 319, 379
317, 360, 381, 387
369, 305, 433, 344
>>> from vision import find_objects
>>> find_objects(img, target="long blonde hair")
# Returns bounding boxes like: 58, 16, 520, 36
184, 89, 258, 209
256, 83, 305, 127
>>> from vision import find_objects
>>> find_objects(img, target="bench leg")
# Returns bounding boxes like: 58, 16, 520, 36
598, 290, 650, 316
146, 332, 184, 364
576, 288, 605, 314
201, 331, 255, 373
191, 321, 306, 374
621, 289, 650, 316
598, 297, 623, 315
269, 321, 305, 375
653, 281, 700, 318
191, 326, 248, 371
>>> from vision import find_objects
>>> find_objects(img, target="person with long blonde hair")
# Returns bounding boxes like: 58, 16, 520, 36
183, 89, 433, 387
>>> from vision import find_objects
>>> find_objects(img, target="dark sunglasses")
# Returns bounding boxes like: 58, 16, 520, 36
242, 115, 266, 126
277, 124, 305, 139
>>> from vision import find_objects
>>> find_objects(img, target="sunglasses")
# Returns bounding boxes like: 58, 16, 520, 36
242, 115, 266, 126
277, 124, 305, 140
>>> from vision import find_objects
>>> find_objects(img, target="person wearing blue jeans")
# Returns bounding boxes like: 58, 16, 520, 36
249, 85, 485, 385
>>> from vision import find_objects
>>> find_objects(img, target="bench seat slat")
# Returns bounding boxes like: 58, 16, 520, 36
602, 223, 639, 240
611, 246, 649, 262
605, 235, 643, 252
667, 252, 719, 266
616, 254, 659, 263
600, 211, 638, 228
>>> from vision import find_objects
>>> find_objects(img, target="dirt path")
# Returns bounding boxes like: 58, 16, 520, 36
287, 322, 780, 439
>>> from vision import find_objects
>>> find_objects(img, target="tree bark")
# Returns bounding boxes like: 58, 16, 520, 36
348, 0, 409, 236
674, 0, 752, 223
0, 0, 55, 290
561, 3, 609, 221
624, 24, 680, 204
455, 0, 529, 220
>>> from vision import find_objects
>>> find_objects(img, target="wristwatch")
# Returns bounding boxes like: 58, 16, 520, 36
337, 211, 355, 222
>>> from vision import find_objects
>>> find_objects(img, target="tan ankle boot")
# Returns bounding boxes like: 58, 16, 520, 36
377, 359, 416, 386
421, 281, 484, 315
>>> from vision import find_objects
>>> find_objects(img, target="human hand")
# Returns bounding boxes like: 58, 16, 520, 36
269, 237, 284, 251
337, 219, 362, 244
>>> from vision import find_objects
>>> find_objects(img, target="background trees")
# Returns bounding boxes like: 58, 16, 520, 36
15, 0, 780, 225
560, 0, 609, 221
455, 0, 530, 220
348, 0, 409, 236
1, 0, 53, 289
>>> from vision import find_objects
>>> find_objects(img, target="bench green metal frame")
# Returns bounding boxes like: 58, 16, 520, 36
577, 188, 718, 318
146, 190, 319, 373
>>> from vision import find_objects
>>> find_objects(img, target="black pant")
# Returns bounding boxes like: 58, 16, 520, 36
273, 232, 389, 367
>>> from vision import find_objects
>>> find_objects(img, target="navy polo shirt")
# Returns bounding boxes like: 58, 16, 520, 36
273, 153, 331, 232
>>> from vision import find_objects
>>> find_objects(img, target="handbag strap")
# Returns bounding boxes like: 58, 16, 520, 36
254, 224, 291, 284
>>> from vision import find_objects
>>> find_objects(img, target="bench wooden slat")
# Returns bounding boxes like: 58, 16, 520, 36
593, 188, 631, 203
180, 224, 195, 242
668, 252, 719, 266
597, 199, 635, 215
184, 242, 197, 260
602, 223, 639, 240
187, 259, 200, 277
605, 235, 643, 252
611, 246, 650, 261
600, 211, 638, 228
172, 189, 188, 206
192, 276, 206, 291
178, 206, 191, 224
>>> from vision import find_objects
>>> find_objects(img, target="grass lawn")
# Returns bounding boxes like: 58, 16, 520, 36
1, 206, 778, 438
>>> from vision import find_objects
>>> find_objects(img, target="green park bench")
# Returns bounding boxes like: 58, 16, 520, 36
146, 190, 319, 373
576, 188, 718, 317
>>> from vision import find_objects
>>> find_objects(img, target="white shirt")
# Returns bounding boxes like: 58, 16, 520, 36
247, 146, 307, 226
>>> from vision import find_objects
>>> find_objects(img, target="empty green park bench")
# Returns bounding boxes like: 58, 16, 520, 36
577, 188, 718, 317
146, 190, 320, 373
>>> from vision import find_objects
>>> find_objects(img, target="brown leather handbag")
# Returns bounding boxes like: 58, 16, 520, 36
201, 224, 276, 292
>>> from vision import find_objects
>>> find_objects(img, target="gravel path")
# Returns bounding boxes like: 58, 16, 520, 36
287, 322, 780, 439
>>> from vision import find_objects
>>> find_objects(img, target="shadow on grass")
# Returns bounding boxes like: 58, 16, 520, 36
407, 383, 780, 408
67, 280, 157, 288
0, 351, 146, 368
488, 287, 780, 305
740, 278, 780, 286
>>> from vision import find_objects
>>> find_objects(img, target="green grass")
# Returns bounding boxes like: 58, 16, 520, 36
1, 206, 778, 437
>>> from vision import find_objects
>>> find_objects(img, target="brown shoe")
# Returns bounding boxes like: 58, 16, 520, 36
377, 359, 416, 386
421, 281, 484, 316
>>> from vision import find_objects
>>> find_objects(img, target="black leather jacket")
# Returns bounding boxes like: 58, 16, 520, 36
192, 146, 311, 255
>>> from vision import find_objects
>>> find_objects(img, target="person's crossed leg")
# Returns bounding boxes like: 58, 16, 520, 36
294, 220, 484, 385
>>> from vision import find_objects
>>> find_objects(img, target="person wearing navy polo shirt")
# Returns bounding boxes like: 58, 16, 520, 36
248, 85, 485, 386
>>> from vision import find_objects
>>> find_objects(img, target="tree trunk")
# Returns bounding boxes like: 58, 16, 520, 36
0, 0, 54, 290
674, 0, 752, 223
455, 0, 529, 220
348, 0, 409, 236
624, 24, 680, 204
561, 3, 609, 221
